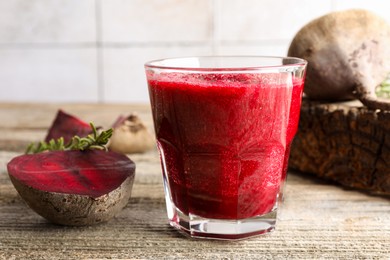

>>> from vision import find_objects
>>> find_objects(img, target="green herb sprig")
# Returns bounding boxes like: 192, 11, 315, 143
26, 123, 113, 154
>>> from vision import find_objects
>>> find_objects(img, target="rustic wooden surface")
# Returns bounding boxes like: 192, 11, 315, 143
290, 99, 390, 194
0, 103, 389, 259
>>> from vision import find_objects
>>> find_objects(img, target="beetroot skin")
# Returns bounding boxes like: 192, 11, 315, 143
7, 150, 136, 225
45, 110, 92, 143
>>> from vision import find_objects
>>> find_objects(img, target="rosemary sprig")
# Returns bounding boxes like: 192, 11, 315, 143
25, 123, 113, 154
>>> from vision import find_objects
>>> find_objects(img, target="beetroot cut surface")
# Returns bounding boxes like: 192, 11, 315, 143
45, 110, 92, 143
7, 150, 135, 198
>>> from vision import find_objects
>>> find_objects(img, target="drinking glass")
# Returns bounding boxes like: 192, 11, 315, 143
145, 56, 307, 240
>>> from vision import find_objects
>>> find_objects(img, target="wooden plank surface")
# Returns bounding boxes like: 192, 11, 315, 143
0, 103, 389, 259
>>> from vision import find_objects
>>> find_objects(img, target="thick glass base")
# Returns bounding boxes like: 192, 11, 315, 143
161, 172, 282, 240
168, 205, 277, 240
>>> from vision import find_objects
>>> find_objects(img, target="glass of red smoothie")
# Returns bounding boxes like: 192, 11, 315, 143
144, 56, 307, 240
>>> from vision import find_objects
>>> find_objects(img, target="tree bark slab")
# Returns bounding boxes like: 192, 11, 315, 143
290, 99, 390, 194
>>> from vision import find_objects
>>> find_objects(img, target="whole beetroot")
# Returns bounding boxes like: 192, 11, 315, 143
288, 9, 390, 110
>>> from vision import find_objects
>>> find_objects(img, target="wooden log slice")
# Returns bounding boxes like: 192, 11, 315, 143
289, 98, 390, 195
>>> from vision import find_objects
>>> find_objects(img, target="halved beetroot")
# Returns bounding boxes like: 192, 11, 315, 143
7, 150, 135, 226
45, 110, 92, 143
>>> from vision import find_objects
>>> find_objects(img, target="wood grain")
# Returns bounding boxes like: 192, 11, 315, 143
0, 103, 389, 259
290, 99, 390, 194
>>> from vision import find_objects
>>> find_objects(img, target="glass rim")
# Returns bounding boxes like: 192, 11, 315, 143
144, 55, 307, 72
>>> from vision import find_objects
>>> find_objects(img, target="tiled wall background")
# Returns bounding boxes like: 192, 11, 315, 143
1, 0, 389, 104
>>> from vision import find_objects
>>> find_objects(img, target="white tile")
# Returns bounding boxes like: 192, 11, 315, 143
216, 0, 332, 42
101, 0, 213, 43
0, 0, 96, 43
216, 42, 290, 57
0, 49, 99, 102
102, 46, 212, 103
333, 0, 390, 24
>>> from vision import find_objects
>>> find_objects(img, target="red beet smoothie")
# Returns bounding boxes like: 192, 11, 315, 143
148, 72, 304, 220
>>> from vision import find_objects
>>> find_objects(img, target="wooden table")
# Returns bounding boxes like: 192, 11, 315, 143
0, 103, 389, 259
